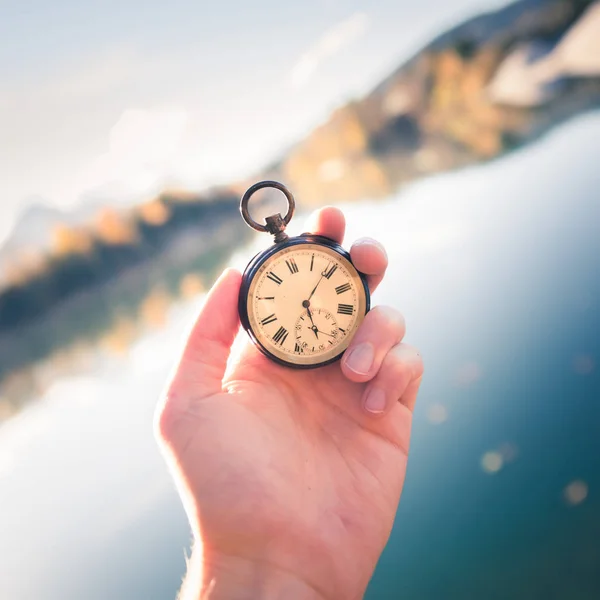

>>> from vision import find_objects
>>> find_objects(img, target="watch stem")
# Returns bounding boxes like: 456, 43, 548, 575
265, 214, 289, 243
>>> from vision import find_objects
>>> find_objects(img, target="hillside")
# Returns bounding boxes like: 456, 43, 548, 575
267, 0, 600, 203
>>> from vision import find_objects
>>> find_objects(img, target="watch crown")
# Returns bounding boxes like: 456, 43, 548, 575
265, 213, 289, 243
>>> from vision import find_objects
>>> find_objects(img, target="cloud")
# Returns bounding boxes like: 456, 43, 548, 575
0, 46, 146, 122
68, 107, 189, 205
0, 46, 170, 242
289, 12, 370, 89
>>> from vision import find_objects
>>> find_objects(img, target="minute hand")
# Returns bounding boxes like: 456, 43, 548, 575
307, 270, 327, 301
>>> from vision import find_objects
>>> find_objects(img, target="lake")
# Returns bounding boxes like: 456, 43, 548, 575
0, 112, 599, 599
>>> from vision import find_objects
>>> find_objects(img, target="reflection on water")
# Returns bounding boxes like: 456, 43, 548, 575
0, 219, 251, 416
1, 113, 599, 599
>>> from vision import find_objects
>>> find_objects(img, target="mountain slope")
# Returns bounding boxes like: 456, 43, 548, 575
267, 0, 600, 204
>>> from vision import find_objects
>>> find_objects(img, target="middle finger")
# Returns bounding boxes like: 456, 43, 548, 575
341, 305, 406, 383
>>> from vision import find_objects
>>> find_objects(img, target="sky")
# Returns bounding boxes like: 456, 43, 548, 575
0, 0, 505, 244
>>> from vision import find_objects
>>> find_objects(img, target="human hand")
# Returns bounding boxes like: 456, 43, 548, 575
155, 207, 424, 600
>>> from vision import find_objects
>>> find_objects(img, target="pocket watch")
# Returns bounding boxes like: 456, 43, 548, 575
238, 181, 370, 369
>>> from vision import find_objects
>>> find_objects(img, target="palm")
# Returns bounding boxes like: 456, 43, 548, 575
172, 345, 411, 598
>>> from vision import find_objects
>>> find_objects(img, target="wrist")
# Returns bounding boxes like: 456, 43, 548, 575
181, 546, 328, 600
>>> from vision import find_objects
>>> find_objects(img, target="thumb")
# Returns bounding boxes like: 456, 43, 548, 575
169, 268, 242, 402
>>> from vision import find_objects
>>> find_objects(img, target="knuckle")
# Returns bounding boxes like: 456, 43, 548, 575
154, 390, 183, 444
401, 343, 425, 377
368, 305, 406, 338
385, 354, 414, 385
379, 343, 425, 387
154, 405, 172, 444
353, 236, 385, 252
414, 353, 424, 378
353, 236, 387, 254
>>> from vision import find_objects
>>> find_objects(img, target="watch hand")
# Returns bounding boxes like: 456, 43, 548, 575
307, 269, 327, 302
305, 307, 319, 339
314, 328, 335, 338
308, 273, 323, 301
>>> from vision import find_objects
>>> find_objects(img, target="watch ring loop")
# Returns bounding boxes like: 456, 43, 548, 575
240, 180, 295, 233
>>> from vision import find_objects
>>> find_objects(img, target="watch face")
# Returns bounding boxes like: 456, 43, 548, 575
245, 241, 368, 367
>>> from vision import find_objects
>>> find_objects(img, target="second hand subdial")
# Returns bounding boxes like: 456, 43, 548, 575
294, 307, 340, 354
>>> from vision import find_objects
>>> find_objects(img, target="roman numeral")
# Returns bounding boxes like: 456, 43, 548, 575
266, 271, 283, 285
323, 263, 338, 279
258, 296, 275, 300
339, 327, 346, 333
337, 304, 354, 316
335, 282, 351, 295
286, 258, 299, 274
294, 342, 304, 354
260, 313, 277, 325
273, 326, 288, 345
310, 254, 314, 271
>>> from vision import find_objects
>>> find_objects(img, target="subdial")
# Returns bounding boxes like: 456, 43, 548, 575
294, 307, 341, 355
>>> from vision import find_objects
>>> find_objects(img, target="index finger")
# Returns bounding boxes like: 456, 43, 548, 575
350, 238, 388, 293
303, 206, 345, 244
304, 207, 387, 293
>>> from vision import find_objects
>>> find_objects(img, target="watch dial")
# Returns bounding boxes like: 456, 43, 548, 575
247, 243, 368, 366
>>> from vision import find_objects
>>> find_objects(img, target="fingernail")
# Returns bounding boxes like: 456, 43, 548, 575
345, 343, 374, 375
364, 388, 386, 414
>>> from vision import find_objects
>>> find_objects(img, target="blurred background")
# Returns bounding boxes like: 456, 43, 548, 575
1, 0, 599, 598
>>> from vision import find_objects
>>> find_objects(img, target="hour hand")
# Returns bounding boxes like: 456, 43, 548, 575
306, 307, 319, 339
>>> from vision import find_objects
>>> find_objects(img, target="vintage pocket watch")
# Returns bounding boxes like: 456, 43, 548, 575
238, 181, 370, 369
